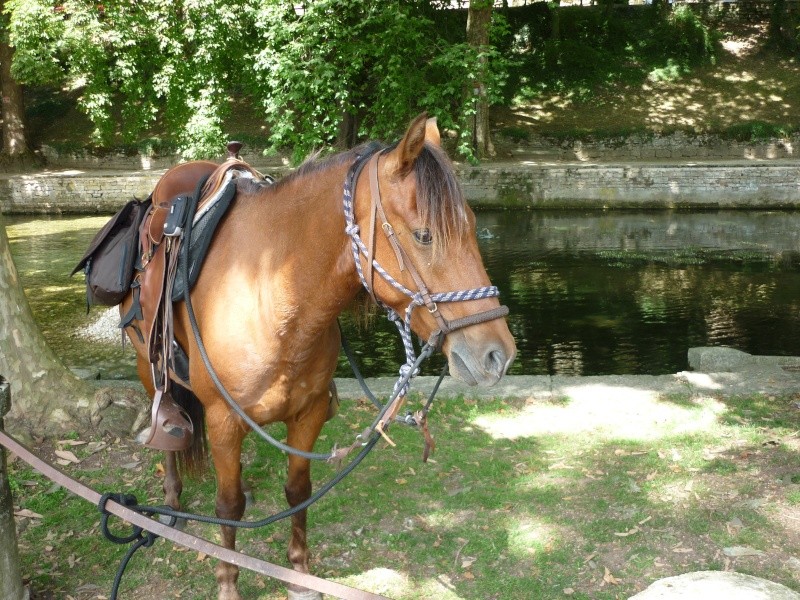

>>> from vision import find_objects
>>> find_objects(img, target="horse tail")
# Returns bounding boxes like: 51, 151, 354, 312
172, 384, 208, 478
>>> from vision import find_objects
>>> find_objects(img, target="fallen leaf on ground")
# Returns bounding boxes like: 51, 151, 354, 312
549, 462, 574, 470
723, 546, 765, 557
14, 509, 43, 519
603, 567, 621, 585
54, 450, 80, 464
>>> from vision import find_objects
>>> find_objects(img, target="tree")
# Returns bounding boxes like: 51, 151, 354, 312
0, 0, 31, 161
466, 0, 495, 158
7, 1, 512, 162
0, 214, 97, 435
249, 0, 441, 160
1, 378, 25, 600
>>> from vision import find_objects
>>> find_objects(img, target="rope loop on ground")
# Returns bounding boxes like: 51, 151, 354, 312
98, 492, 163, 600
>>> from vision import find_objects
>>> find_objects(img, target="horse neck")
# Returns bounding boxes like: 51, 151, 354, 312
244, 162, 361, 322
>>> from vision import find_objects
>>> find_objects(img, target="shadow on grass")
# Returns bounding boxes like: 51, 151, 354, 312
10, 379, 800, 599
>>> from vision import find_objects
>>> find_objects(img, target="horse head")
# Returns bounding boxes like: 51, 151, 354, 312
353, 113, 516, 386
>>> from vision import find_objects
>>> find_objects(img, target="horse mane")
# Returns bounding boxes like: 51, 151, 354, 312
238, 140, 468, 258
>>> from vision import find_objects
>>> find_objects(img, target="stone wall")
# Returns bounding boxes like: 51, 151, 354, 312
1, 160, 799, 213
461, 161, 800, 209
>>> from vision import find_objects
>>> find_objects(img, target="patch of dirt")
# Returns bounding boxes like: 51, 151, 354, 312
494, 28, 800, 142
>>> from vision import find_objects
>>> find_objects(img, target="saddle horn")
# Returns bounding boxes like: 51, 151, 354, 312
226, 141, 243, 160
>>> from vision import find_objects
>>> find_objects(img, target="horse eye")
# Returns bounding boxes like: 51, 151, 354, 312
413, 228, 433, 245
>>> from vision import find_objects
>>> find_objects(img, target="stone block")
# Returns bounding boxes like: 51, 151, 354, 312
629, 571, 800, 600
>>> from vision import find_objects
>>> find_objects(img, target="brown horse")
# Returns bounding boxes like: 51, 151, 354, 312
120, 113, 516, 600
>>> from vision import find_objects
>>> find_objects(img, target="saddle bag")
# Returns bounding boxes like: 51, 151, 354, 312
71, 197, 152, 308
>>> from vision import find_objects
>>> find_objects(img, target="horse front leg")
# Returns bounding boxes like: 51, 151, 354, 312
207, 418, 248, 600
284, 400, 328, 600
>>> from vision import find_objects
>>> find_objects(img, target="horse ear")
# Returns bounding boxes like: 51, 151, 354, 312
425, 117, 441, 147
392, 112, 428, 175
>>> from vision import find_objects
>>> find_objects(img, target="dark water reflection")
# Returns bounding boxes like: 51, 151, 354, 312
478, 210, 800, 376
6, 210, 800, 379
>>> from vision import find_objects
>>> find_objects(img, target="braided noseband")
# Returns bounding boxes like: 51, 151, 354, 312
343, 147, 509, 396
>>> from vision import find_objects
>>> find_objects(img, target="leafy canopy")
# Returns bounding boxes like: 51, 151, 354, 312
7, 0, 507, 160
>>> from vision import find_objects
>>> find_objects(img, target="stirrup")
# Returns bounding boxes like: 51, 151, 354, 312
142, 389, 194, 451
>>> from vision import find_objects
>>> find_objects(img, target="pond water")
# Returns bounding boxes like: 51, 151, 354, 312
6, 210, 800, 379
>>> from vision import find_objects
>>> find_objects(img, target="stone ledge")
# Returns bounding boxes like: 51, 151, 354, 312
629, 571, 800, 600
2, 161, 800, 213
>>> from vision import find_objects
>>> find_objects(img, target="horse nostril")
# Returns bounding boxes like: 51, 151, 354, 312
485, 348, 507, 376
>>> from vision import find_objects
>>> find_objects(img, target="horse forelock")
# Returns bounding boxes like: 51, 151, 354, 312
413, 143, 468, 258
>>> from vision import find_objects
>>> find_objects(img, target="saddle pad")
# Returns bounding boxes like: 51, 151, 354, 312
171, 179, 237, 301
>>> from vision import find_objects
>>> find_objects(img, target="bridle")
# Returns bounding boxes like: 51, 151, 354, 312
343, 146, 509, 395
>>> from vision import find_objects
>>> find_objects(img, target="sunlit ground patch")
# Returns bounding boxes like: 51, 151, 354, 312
472, 387, 726, 441
341, 568, 465, 600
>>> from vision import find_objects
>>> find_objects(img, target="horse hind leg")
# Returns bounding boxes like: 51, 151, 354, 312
159, 385, 207, 529
159, 451, 187, 528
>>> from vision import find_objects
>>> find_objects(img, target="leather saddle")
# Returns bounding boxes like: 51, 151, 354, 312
125, 143, 266, 451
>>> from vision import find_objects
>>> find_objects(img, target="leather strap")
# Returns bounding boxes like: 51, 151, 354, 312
368, 156, 451, 334
364, 157, 380, 304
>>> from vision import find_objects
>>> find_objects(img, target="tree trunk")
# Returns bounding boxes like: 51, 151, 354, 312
0, 378, 26, 600
550, 1, 560, 41
466, 0, 495, 159
0, 0, 28, 156
0, 215, 96, 436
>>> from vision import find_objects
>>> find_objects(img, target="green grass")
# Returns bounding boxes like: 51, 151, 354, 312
8, 390, 800, 599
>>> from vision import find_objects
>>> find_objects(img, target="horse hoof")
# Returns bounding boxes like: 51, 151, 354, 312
287, 589, 323, 600
217, 585, 243, 600
158, 514, 187, 531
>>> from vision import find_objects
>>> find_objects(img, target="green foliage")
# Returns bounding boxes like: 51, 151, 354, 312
7, 0, 255, 156
248, 1, 431, 161
248, 1, 511, 162
6, 0, 512, 161
5, 0, 66, 86
649, 6, 717, 69
723, 120, 796, 141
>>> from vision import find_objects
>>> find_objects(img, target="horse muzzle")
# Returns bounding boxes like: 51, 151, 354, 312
446, 334, 516, 387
